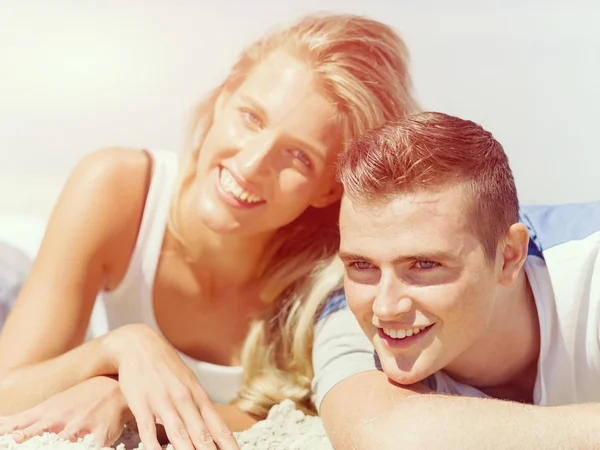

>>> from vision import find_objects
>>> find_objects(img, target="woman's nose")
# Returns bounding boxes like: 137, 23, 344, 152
233, 135, 277, 181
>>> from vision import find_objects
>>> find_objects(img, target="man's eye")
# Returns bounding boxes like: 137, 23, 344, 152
350, 261, 373, 270
290, 148, 312, 168
414, 260, 439, 270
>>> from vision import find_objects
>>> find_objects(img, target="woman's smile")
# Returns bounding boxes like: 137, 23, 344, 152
216, 166, 266, 209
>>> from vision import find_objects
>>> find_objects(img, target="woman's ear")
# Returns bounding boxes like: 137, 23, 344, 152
311, 182, 343, 209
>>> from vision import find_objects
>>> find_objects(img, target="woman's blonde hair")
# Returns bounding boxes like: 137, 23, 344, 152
168, 12, 419, 417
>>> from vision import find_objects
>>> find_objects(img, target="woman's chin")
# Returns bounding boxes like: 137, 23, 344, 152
197, 209, 243, 235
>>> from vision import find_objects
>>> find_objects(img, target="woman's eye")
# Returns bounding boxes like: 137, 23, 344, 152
290, 148, 312, 168
414, 260, 439, 270
350, 261, 373, 270
240, 109, 263, 128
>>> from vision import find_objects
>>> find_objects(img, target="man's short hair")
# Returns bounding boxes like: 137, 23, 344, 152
337, 111, 519, 259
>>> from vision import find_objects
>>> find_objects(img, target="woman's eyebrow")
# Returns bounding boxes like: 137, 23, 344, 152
240, 94, 328, 160
285, 135, 326, 161
240, 94, 269, 121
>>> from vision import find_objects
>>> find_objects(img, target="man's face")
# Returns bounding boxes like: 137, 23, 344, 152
339, 186, 503, 385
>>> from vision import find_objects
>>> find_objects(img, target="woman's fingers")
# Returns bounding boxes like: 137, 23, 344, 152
0, 411, 36, 435
103, 419, 129, 447
9, 421, 63, 443
160, 410, 201, 450
196, 402, 239, 450
170, 384, 239, 450
56, 424, 115, 447
192, 388, 239, 450
0, 419, 18, 436
9, 431, 27, 443
57, 425, 89, 443
130, 406, 162, 450
173, 396, 218, 450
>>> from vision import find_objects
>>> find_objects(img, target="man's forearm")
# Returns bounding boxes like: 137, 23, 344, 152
0, 336, 116, 414
322, 371, 600, 449
360, 395, 599, 449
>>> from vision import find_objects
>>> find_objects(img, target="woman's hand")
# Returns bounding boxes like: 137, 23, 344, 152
0, 375, 131, 446
105, 324, 240, 450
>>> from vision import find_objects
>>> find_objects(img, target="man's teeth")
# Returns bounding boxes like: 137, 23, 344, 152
382, 326, 428, 340
220, 169, 263, 204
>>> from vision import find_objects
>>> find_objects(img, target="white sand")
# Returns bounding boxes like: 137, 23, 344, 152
0, 401, 333, 450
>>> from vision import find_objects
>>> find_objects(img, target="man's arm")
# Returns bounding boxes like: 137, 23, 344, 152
312, 307, 599, 448
321, 370, 600, 449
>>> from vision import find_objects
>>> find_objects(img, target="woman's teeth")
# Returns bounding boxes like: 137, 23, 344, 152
382, 326, 428, 340
220, 168, 263, 204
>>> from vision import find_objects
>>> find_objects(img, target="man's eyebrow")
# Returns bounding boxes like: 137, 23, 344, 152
338, 250, 459, 263
402, 251, 459, 263
338, 251, 370, 262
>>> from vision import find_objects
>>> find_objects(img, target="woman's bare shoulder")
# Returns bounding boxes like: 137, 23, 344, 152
71, 147, 156, 283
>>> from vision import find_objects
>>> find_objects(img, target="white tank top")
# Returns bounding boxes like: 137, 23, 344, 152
86, 149, 243, 404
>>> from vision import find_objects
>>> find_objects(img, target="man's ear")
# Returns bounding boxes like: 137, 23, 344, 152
311, 182, 343, 209
498, 222, 530, 286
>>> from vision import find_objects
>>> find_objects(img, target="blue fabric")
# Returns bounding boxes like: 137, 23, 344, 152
520, 201, 600, 255
317, 287, 348, 321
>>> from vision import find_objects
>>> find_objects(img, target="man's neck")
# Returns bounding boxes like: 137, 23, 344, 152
444, 269, 541, 403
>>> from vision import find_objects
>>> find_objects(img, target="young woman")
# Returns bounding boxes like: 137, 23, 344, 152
0, 12, 418, 450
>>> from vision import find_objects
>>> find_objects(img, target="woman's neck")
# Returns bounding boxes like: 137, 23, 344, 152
172, 189, 277, 290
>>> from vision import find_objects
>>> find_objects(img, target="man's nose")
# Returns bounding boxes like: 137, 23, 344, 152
372, 272, 414, 320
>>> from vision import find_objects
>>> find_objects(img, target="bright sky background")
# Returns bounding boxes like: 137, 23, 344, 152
1, 0, 599, 219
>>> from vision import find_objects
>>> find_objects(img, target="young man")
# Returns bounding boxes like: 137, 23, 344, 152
314, 111, 600, 449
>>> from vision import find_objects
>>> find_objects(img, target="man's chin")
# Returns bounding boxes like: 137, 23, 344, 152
386, 372, 421, 386
380, 358, 432, 386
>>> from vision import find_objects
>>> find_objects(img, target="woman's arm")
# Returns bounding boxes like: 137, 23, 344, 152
213, 405, 258, 432
0, 147, 150, 414
0, 375, 134, 446
0, 336, 118, 414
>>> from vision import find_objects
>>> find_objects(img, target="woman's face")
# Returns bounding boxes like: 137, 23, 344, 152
191, 51, 344, 236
